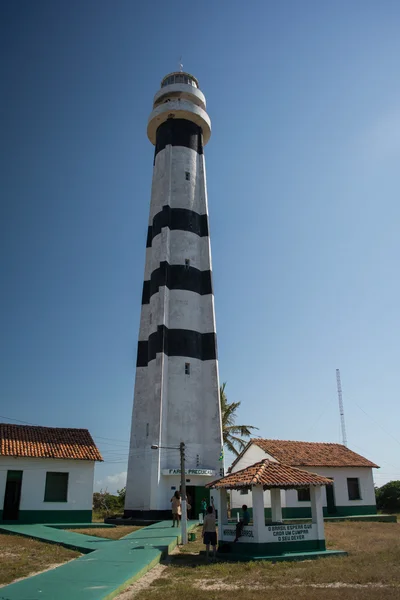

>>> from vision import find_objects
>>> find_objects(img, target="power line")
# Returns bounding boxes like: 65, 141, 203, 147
350, 401, 400, 448
0, 415, 40, 426
94, 435, 130, 444
304, 401, 334, 438
350, 443, 400, 472
0, 413, 131, 447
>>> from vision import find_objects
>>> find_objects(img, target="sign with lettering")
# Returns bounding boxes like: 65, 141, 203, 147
267, 523, 313, 542
162, 468, 215, 476
220, 523, 318, 544
220, 526, 255, 543
223, 528, 254, 538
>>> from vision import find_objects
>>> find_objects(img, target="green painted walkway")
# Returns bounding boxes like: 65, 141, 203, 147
0, 521, 197, 600
0, 523, 114, 553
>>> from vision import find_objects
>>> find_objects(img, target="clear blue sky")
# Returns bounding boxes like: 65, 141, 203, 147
1, 0, 399, 493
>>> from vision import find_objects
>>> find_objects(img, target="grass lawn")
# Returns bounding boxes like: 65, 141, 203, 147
0, 533, 80, 587
69, 526, 142, 539
130, 521, 400, 600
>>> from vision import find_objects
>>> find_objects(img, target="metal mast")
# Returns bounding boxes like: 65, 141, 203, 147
336, 368, 347, 446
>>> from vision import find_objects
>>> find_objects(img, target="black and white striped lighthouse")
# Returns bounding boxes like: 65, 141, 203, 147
125, 71, 223, 518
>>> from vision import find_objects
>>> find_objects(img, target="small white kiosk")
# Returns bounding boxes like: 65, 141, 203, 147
207, 459, 347, 561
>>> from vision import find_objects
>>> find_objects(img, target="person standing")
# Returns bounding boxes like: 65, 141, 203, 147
202, 499, 217, 560
234, 504, 250, 542
170, 491, 181, 527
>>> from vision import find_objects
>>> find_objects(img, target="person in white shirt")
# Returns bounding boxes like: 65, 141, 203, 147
202, 498, 217, 560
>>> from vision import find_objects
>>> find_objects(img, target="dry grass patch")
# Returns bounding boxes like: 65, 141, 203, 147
129, 521, 400, 600
69, 526, 142, 540
134, 586, 400, 600
0, 533, 79, 586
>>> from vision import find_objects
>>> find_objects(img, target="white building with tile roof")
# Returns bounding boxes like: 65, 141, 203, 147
229, 439, 379, 519
0, 423, 103, 524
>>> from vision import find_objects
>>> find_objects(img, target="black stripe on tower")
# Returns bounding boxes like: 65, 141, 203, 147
136, 326, 217, 367
146, 206, 209, 248
141, 262, 213, 304
154, 119, 203, 162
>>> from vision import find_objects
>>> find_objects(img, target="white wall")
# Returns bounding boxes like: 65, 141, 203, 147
0, 457, 95, 512
230, 444, 273, 473
231, 488, 286, 510
230, 445, 282, 510
285, 466, 376, 509
229, 446, 376, 510
157, 474, 215, 511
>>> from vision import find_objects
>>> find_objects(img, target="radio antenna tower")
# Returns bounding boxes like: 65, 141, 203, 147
336, 368, 347, 446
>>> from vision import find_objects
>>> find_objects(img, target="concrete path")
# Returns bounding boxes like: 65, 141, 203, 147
0, 521, 197, 600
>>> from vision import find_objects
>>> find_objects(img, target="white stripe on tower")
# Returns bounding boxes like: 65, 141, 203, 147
125, 72, 222, 517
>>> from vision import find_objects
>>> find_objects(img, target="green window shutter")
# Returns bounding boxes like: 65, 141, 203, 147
44, 472, 69, 502
297, 488, 311, 502
347, 478, 361, 501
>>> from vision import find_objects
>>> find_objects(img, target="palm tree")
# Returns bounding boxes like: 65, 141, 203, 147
220, 382, 259, 456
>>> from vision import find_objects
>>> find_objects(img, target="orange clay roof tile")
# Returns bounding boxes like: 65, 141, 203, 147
229, 439, 379, 471
251, 439, 379, 468
0, 423, 103, 461
207, 459, 333, 490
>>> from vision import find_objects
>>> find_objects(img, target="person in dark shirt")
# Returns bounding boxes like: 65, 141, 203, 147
234, 504, 250, 542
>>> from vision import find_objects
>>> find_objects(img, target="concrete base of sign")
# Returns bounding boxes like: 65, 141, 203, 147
218, 538, 327, 554
201, 547, 348, 562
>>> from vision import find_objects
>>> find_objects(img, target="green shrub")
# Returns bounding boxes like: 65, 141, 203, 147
93, 487, 125, 518
375, 480, 400, 512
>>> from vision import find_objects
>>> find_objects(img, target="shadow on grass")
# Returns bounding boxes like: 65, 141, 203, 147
165, 552, 210, 569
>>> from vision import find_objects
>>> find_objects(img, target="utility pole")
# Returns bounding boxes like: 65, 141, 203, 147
180, 441, 188, 545
336, 368, 348, 447
151, 442, 188, 545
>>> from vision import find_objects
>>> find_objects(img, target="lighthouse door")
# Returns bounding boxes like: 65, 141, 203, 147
185, 486, 211, 520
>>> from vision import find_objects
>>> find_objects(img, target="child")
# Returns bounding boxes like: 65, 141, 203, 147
202, 499, 217, 560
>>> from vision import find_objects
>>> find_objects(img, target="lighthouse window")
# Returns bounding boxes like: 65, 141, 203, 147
185, 171, 190, 181
146, 423, 149, 437
185, 259, 190, 268
161, 75, 198, 88
185, 362, 191, 375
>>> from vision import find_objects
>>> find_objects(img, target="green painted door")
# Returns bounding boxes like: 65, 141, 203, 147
326, 480, 337, 515
3, 470, 23, 520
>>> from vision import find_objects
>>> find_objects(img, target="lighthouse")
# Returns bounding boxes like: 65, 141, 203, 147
125, 71, 223, 519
